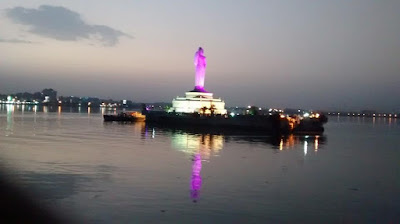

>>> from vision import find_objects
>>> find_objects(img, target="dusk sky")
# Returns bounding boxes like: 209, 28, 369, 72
1, 1, 399, 111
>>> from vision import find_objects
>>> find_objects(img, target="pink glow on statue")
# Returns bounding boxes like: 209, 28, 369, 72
190, 153, 202, 201
194, 47, 207, 91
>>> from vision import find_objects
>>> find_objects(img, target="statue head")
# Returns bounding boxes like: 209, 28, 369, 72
198, 47, 204, 56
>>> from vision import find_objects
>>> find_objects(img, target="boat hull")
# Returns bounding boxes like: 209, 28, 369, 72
144, 111, 326, 135
103, 115, 136, 122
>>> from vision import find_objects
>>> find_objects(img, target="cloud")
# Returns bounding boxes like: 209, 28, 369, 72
6, 5, 132, 46
0, 38, 33, 44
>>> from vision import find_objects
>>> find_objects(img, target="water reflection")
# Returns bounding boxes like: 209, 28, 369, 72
224, 134, 325, 152
142, 124, 326, 202
190, 154, 202, 202
304, 141, 308, 155
315, 136, 319, 151
171, 133, 224, 159
0, 105, 101, 114
271, 134, 323, 152
331, 115, 398, 126
171, 133, 223, 202
6, 104, 14, 136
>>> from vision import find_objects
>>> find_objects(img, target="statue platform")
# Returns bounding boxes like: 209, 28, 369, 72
170, 91, 226, 115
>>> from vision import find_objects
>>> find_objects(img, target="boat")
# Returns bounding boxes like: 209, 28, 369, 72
103, 111, 146, 122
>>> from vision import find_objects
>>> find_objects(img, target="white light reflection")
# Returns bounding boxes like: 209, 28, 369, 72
304, 141, 308, 155
6, 104, 14, 136
279, 139, 283, 151
171, 134, 224, 160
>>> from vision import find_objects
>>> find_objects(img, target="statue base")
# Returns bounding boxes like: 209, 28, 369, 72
170, 90, 226, 115
192, 86, 207, 93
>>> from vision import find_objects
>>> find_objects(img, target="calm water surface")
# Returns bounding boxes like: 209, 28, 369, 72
0, 105, 399, 223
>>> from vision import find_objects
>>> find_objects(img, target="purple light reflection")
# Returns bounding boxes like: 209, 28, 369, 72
190, 153, 202, 202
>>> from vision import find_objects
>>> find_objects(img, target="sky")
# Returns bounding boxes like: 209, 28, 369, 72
0, 0, 399, 111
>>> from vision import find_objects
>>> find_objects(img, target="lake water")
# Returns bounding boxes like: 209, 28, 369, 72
0, 105, 399, 223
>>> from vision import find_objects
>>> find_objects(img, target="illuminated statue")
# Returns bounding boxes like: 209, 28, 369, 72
170, 47, 227, 114
194, 47, 207, 91
190, 153, 202, 202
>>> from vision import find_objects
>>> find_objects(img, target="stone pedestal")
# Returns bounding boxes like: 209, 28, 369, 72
170, 90, 226, 115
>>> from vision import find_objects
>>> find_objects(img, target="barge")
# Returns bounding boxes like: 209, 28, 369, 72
143, 111, 327, 135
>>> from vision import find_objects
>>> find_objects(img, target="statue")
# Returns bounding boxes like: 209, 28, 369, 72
194, 47, 207, 91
